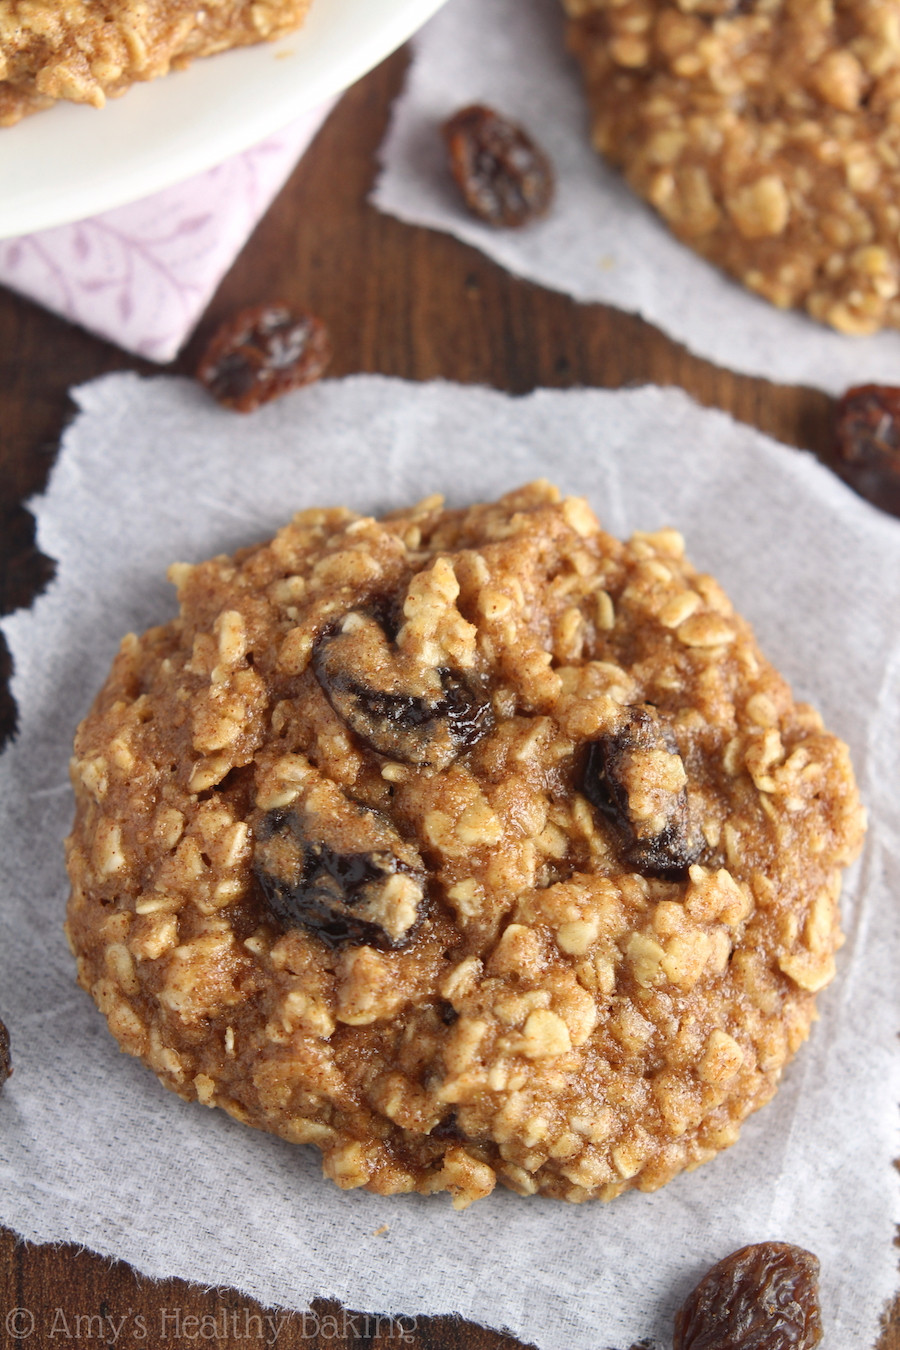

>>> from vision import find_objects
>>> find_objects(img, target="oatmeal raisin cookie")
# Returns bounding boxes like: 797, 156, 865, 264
564, 0, 900, 334
65, 482, 865, 1206
0, 0, 313, 126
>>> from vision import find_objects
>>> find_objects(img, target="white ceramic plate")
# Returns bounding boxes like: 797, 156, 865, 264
0, 0, 446, 240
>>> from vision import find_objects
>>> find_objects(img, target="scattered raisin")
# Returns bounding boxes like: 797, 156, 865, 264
313, 610, 493, 768
833, 383, 900, 517
253, 808, 426, 949
197, 304, 331, 413
443, 105, 554, 228
674, 1243, 823, 1350
0, 1016, 10, 1089
582, 704, 700, 878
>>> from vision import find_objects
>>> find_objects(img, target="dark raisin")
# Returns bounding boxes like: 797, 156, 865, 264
197, 304, 331, 413
582, 704, 700, 879
253, 808, 426, 949
430, 1112, 465, 1140
0, 1016, 10, 1089
674, 1242, 823, 1350
443, 105, 554, 228
833, 383, 900, 517
313, 611, 493, 769
438, 671, 496, 749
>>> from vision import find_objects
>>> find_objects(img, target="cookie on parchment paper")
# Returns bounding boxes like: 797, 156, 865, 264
563, 0, 900, 335
65, 482, 864, 1206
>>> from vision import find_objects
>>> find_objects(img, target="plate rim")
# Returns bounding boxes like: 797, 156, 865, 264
0, 0, 445, 241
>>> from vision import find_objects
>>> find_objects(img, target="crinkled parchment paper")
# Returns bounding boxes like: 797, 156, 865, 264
1, 373, 898, 1349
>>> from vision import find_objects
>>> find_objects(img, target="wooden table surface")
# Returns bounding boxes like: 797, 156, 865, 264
0, 45, 896, 1350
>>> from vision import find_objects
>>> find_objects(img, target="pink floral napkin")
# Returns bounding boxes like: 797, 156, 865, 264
0, 100, 334, 363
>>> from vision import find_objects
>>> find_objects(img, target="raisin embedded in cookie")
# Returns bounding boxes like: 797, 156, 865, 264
563, 0, 900, 335
65, 482, 865, 1207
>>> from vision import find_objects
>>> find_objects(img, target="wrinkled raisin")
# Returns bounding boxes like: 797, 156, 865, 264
430, 1112, 466, 1140
834, 384, 900, 517
197, 304, 331, 413
253, 808, 426, 949
443, 105, 554, 228
313, 610, 493, 769
582, 704, 700, 878
328, 672, 492, 763
0, 1016, 10, 1089
674, 1243, 823, 1350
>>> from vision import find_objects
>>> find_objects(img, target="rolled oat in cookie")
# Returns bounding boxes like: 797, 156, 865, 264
65, 482, 865, 1207
563, 0, 900, 335
0, 0, 313, 127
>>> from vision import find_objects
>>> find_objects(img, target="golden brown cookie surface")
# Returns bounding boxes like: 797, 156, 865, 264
65, 482, 865, 1207
564, 0, 900, 334
0, 0, 312, 126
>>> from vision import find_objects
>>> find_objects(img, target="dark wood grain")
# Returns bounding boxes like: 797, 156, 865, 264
0, 40, 896, 1350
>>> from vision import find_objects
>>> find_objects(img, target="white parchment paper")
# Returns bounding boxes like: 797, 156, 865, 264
373, 0, 900, 395
1, 373, 899, 1350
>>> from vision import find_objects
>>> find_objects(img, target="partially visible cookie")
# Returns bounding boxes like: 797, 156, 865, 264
0, 82, 51, 126
65, 482, 865, 1207
0, 0, 313, 127
563, 0, 900, 334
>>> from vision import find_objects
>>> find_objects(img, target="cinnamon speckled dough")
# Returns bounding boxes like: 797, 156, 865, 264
564, 0, 900, 335
65, 482, 865, 1207
0, 0, 313, 126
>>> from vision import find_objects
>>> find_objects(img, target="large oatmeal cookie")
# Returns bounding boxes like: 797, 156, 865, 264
65, 482, 865, 1207
0, 0, 312, 127
564, 0, 900, 335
